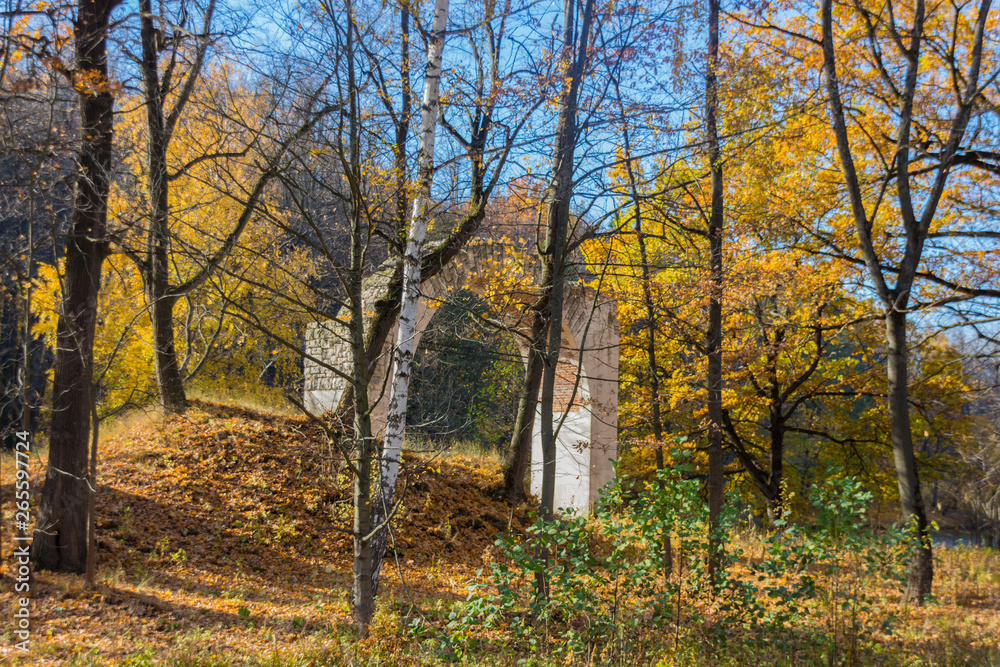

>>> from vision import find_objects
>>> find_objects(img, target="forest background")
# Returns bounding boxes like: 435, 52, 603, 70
0, 0, 999, 662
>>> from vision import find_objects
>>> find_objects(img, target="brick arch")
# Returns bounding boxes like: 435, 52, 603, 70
305, 240, 619, 513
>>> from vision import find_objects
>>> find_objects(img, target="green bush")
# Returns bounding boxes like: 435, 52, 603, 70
451, 456, 909, 664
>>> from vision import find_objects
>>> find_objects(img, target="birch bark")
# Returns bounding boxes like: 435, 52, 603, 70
370, 0, 450, 593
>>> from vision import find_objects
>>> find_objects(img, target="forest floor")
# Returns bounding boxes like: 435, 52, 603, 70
0, 400, 998, 666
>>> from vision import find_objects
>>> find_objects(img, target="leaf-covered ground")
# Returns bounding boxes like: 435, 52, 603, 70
0, 401, 530, 665
0, 401, 998, 666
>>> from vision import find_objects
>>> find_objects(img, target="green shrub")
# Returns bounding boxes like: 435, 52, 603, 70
453, 456, 909, 665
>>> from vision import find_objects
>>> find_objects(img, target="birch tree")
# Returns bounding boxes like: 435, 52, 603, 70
369, 0, 450, 593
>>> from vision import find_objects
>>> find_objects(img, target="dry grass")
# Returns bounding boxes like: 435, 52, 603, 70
0, 401, 997, 666
186, 384, 302, 417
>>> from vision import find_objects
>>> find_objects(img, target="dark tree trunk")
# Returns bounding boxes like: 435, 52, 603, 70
886, 309, 933, 602
538, 232, 565, 522
33, 0, 120, 572
393, 3, 411, 248
764, 447, 784, 526
340, 0, 376, 633
537, 0, 595, 521
502, 304, 546, 501
705, 0, 725, 583
722, 408, 785, 528
765, 356, 784, 526
815, 0, 994, 604
764, 421, 784, 527
614, 77, 673, 575
527, 0, 596, 603
140, 0, 188, 413
150, 292, 186, 412
638, 207, 672, 576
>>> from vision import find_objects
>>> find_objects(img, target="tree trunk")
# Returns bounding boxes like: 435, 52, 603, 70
538, 242, 565, 521
721, 409, 784, 528
531, 0, 595, 603
705, 0, 725, 583
502, 304, 546, 502
538, 0, 595, 520
638, 202, 672, 576
813, 0, 994, 603
764, 444, 783, 528
141, 0, 188, 413
331, 0, 378, 635
20, 169, 35, 438
32, 0, 120, 573
150, 292, 187, 413
886, 309, 933, 602
352, 365, 376, 633
393, 2, 411, 247
370, 0, 449, 596
765, 365, 784, 526
615, 78, 673, 575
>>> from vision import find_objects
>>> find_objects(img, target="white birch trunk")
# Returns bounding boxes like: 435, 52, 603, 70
371, 0, 449, 590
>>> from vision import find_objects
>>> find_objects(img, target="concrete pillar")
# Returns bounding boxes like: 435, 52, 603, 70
302, 242, 620, 515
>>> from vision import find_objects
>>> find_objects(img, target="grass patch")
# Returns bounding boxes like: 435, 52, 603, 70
187, 384, 301, 416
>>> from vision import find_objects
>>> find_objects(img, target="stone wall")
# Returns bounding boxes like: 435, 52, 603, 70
303, 321, 351, 415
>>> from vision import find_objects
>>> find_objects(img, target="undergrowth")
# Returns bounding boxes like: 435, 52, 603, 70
2, 410, 998, 666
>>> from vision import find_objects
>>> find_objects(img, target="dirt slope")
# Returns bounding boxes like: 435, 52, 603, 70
0, 401, 529, 664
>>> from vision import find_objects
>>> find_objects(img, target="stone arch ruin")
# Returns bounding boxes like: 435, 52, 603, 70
304, 240, 619, 514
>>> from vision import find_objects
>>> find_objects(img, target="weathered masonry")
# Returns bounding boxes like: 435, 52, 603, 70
304, 241, 619, 514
